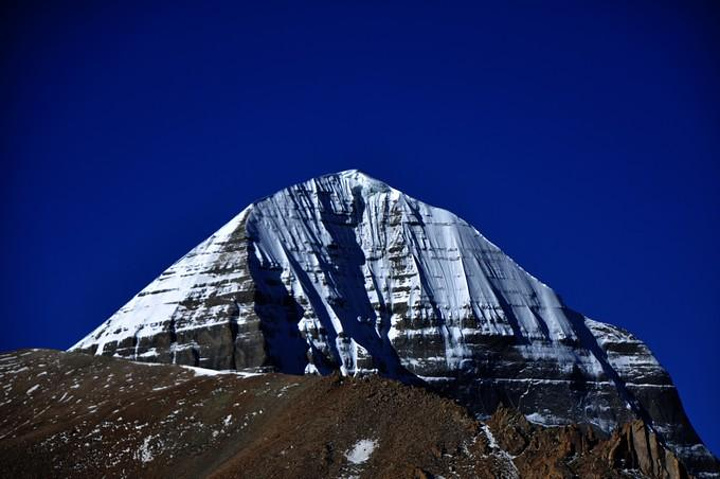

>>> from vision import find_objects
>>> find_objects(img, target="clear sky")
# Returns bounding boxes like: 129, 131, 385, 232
2, 0, 719, 457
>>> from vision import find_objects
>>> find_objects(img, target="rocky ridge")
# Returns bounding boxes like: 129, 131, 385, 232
0, 349, 697, 478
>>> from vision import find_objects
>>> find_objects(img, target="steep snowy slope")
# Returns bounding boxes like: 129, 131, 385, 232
70, 170, 718, 476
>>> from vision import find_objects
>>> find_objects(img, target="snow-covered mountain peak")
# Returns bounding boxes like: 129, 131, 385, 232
69, 170, 718, 476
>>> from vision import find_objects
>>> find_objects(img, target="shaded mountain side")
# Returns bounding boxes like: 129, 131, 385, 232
0, 349, 705, 478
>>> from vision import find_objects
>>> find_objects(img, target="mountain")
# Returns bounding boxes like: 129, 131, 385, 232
69, 169, 718, 476
0, 349, 696, 478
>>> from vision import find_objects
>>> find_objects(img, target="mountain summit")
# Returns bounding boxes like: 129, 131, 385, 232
70, 170, 717, 475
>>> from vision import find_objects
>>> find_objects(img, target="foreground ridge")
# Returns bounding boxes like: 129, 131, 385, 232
69, 170, 719, 476
0, 349, 696, 478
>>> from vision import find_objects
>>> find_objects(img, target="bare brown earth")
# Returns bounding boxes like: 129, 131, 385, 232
0, 349, 693, 478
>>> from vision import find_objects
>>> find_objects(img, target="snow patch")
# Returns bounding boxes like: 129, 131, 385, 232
345, 439, 378, 465
180, 365, 262, 378
480, 424, 519, 478
137, 436, 154, 463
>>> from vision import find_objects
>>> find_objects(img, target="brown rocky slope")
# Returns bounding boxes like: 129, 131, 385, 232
0, 349, 700, 478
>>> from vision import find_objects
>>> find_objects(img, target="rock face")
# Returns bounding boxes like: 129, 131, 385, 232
485, 406, 694, 479
608, 420, 692, 479
70, 170, 718, 476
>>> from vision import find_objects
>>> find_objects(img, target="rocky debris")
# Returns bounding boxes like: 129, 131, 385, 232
68, 170, 717, 475
0, 349, 711, 478
485, 406, 695, 479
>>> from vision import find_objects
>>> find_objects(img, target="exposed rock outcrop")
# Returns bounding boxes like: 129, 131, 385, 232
486, 406, 693, 479
607, 421, 691, 479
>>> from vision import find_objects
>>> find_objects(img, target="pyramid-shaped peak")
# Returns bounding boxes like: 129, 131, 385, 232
68, 171, 718, 476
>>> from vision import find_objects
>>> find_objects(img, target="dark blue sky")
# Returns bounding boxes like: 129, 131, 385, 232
2, 1, 718, 456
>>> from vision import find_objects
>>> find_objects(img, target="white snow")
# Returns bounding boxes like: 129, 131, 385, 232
480, 425, 519, 478
137, 436, 154, 463
180, 365, 225, 377
26, 384, 39, 395
180, 365, 262, 378
344, 438, 378, 464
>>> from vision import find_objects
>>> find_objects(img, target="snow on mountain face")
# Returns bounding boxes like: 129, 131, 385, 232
70, 169, 717, 475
